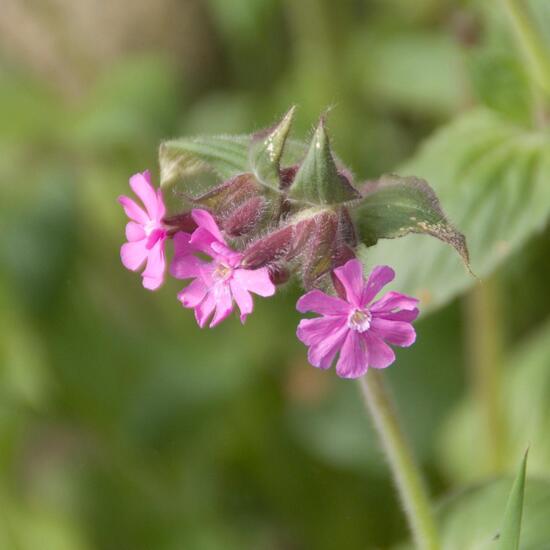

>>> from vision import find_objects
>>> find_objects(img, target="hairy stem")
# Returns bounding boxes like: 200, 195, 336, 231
359, 371, 440, 550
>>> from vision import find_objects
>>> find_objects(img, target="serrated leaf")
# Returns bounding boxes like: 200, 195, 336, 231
355, 174, 469, 269
288, 118, 360, 205
499, 450, 528, 550
249, 106, 295, 189
158, 135, 250, 215
362, 108, 550, 314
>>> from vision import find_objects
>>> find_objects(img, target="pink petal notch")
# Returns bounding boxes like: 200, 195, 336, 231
170, 209, 276, 328
296, 258, 419, 379
118, 171, 167, 290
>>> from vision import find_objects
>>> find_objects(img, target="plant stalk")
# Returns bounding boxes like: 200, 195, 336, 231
359, 371, 441, 550
464, 278, 506, 474
503, 0, 550, 100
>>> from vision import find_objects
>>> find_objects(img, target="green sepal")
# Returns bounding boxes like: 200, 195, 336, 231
249, 106, 296, 190
288, 118, 360, 205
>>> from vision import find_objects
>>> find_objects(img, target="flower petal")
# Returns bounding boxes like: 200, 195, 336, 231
191, 209, 226, 244
376, 308, 419, 322
189, 227, 221, 256
170, 232, 208, 279
178, 278, 209, 308
120, 240, 148, 271
370, 318, 416, 347
230, 280, 253, 324
125, 221, 145, 242
142, 240, 165, 290
363, 332, 395, 369
129, 171, 159, 220
118, 196, 149, 224
172, 231, 194, 256
211, 241, 242, 266
171, 255, 205, 280
296, 289, 350, 316
233, 267, 275, 297
297, 316, 348, 346
370, 291, 419, 314
333, 259, 365, 306
335, 330, 369, 378
361, 265, 395, 306
156, 188, 166, 220
305, 324, 348, 370
194, 291, 216, 328
210, 284, 233, 327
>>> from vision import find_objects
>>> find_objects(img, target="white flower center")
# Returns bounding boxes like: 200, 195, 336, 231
347, 308, 372, 333
144, 220, 157, 237
212, 263, 232, 282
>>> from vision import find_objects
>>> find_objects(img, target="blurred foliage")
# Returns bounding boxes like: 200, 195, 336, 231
439, 319, 550, 484
1, 0, 550, 549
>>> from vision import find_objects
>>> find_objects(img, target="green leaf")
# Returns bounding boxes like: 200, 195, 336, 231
288, 118, 360, 205
362, 108, 550, 314
466, 6, 532, 123
160, 135, 250, 185
249, 106, 295, 189
499, 450, 528, 550
159, 135, 250, 215
398, 476, 550, 550
437, 478, 550, 550
355, 174, 469, 269
360, 31, 463, 116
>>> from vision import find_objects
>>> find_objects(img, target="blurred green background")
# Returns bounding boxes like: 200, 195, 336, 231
2, 0, 550, 548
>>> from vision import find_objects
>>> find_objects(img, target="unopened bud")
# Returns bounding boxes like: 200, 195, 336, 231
268, 264, 290, 285
300, 210, 339, 288
241, 225, 294, 269
223, 196, 266, 237
163, 212, 197, 235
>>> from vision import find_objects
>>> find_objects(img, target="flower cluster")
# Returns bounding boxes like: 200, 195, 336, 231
119, 169, 420, 378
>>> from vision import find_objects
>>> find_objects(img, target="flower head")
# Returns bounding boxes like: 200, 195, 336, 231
118, 171, 167, 290
170, 209, 276, 327
296, 258, 419, 378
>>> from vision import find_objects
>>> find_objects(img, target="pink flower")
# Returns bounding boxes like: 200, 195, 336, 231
118, 171, 167, 290
170, 209, 276, 327
296, 259, 419, 378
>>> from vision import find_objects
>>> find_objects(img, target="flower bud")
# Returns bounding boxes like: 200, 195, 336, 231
190, 173, 274, 238
241, 225, 294, 269
223, 196, 266, 237
268, 264, 290, 285
163, 211, 197, 235
302, 212, 338, 287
